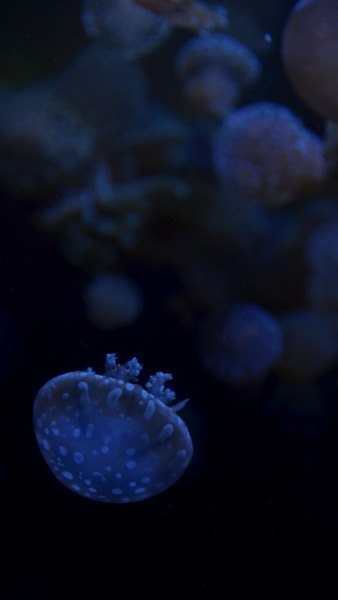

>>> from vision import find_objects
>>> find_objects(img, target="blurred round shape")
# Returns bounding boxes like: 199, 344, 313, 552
282, 0, 338, 122
135, 0, 228, 32
0, 83, 94, 194
198, 303, 283, 385
57, 43, 148, 142
83, 272, 143, 330
276, 309, 337, 384
176, 33, 260, 86
81, 0, 171, 59
175, 33, 261, 117
213, 102, 324, 206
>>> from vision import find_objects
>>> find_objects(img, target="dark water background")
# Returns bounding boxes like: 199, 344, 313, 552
1, 1, 338, 598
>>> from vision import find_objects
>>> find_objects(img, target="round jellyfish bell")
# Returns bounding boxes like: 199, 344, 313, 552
282, 0, 338, 123
175, 33, 261, 118
213, 102, 324, 206
135, 0, 228, 32
33, 354, 193, 503
83, 272, 143, 331
81, 0, 171, 60
198, 303, 283, 385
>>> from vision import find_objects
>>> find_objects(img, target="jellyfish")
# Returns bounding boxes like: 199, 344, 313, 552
81, 0, 171, 60
33, 354, 193, 503
282, 0, 338, 123
83, 272, 143, 330
175, 33, 261, 118
198, 303, 283, 386
56, 43, 148, 144
0, 82, 94, 194
135, 0, 228, 32
213, 102, 324, 206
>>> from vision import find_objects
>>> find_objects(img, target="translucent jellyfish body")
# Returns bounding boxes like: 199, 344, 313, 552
213, 102, 324, 206
282, 0, 338, 123
135, 0, 228, 32
33, 354, 193, 503
81, 0, 171, 60
198, 304, 283, 385
0, 83, 94, 194
175, 34, 261, 118
83, 273, 143, 330
57, 43, 148, 144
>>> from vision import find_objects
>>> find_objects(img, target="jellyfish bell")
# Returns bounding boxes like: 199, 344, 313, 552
198, 303, 283, 386
81, 0, 171, 60
83, 272, 143, 331
135, 0, 228, 32
282, 0, 338, 123
213, 102, 324, 206
175, 33, 261, 118
33, 354, 193, 503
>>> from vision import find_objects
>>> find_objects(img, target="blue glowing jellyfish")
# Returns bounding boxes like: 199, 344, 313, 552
33, 354, 193, 503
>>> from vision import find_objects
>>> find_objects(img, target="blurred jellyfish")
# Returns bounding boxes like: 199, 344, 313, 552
57, 43, 148, 148
198, 303, 283, 386
83, 273, 143, 330
276, 309, 337, 384
36, 160, 191, 273
0, 82, 94, 194
282, 0, 338, 123
213, 102, 324, 207
81, 0, 171, 60
135, 0, 228, 32
175, 33, 261, 118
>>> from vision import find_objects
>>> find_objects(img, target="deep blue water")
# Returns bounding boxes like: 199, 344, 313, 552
1, 1, 338, 598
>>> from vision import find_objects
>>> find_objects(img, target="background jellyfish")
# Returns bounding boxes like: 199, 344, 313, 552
134, 0, 228, 32
3, 0, 338, 598
56, 43, 149, 148
282, 0, 338, 123
0, 82, 95, 194
213, 102, 325, 207
198, 303, 283, 386
175, 33, 261, 118
83, 272, 143, 330
81, 0, 171, 60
